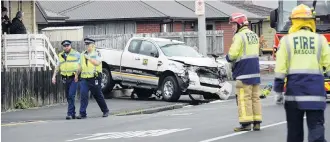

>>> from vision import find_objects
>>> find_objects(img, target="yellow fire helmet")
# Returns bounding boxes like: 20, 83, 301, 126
290, 4, 316, 19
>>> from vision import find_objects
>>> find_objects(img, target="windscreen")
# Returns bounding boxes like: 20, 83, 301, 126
277, 0, 330, 33
156, 41, 202, 58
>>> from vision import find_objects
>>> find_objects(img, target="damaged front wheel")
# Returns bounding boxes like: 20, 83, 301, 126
161, 76, 181, 102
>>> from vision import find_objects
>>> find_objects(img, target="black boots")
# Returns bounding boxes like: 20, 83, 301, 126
253, 123, 261, 131
234, 124, 251, 132
234, 123, 261, 132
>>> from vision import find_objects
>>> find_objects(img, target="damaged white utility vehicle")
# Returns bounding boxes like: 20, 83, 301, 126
99, 37, 232, 102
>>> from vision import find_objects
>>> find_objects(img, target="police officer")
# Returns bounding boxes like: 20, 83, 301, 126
52, 40, 80, 120
274, 4, 330, 142
225, 13, 262, 132
77, 38, 109, 119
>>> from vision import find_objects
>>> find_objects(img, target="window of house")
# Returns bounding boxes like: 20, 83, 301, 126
161, 23, 172, 32
206, 24, 214, 30
138, 41, 158, 57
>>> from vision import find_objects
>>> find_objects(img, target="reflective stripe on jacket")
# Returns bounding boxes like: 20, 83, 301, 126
225, 27, 261, 85
95, 50, 102, 73
274, 29, 330, 110
58, 49, 80, 76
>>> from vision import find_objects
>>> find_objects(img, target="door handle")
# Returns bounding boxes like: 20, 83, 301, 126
135, 57, 140, 60
157, 61, 163, 66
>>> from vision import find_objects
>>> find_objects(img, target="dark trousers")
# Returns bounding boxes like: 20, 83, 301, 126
63, 77, 78, 116
285, 102, 327, 142
79, 78, 109, 117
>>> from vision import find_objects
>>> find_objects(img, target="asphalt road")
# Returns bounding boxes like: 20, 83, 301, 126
1, 73, 275, 124
2, 95, 329, 142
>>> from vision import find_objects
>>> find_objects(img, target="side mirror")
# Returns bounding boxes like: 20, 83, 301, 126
150, 52, 159, 58
270, 8, 278, 29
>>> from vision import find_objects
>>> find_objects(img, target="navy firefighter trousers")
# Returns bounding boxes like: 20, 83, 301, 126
285, 102, 327, 142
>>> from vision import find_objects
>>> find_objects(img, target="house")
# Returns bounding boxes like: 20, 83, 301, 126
223, 1, 275, 52
1, 1, 38, 34
36, 0, 266, 53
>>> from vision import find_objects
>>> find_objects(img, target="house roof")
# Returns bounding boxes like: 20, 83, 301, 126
35, 1, 69, 25
39, 1, 167, 21
176, 0, 228, 18
37, 1, 89, 14
206, 1, 263, 20
222, 1, 274, 17
141, 1, 197, 19
36, 0, 266, 23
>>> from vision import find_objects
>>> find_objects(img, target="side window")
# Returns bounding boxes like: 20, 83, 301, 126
138, 41, 159, 57
128, 40, 142, 54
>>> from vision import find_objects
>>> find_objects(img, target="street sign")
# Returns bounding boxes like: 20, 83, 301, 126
195, 0, 205, 16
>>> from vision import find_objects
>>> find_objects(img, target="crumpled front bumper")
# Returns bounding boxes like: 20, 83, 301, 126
176, 70, 232, 100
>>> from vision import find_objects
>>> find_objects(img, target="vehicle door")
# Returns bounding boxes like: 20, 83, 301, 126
120, 39, 143, 83
135, 40, 160, 86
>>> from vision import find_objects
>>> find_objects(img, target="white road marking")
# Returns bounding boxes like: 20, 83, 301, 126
170, 113, 193, 116
200, 116, 307, 142
67, 128, 191, 141
184, 105, 193, 108
209, 100, 233, 104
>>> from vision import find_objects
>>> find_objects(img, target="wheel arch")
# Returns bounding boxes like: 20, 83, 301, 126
102, 61, 110, 71
158, 70, 176, 87
158, 70, 187, 92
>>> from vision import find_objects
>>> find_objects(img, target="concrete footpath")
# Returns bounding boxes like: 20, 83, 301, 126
1, 96, 189, 124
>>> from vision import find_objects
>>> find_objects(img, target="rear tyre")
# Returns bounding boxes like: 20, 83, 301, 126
161, 76, 181, 102
101, 68, 115, 94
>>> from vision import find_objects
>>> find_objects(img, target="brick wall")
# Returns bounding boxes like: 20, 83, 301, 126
136, 22, 160, 33
173, 22, 182, 32
184, 22, 195, 32
215, 22, 233, 54
136, 21, 196, 33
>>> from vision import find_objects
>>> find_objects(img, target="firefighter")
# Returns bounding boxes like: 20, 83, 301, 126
77, 38, 109, 119
52, 40, 80, 120
273, 4, 330, 142
225, 13, 262, 132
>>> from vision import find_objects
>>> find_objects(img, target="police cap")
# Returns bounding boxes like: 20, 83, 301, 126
61, 40, 71, 46
84, 38, 95, 44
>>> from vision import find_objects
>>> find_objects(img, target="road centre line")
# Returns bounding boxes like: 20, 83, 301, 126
200, 116, 307, 142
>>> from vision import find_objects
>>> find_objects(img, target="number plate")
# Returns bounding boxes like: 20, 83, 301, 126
199, 77, 219, 85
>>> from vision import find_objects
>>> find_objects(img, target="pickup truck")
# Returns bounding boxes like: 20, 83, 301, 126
98, 37, 233, 102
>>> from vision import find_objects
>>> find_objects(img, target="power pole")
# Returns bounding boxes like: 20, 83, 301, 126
195, 0, 207, 56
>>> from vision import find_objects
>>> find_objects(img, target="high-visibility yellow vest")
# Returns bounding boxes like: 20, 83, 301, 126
80, 50, 101, 78
58, 49, 80, 76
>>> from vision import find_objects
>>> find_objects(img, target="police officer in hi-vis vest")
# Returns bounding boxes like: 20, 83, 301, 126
76, 38, 109, 119
52, 40, 81, 120
225, 12, 262, 132
274, 4, 330, 142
